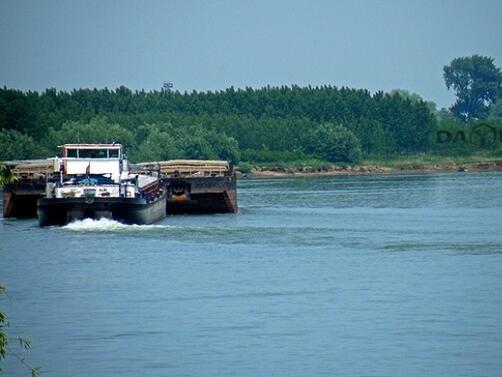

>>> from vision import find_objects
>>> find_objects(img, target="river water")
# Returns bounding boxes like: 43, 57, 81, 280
1, 172, 502, 376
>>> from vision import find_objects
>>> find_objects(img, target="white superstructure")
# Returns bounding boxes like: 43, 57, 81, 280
53, 143, 128, 183
46, 144, 157, 200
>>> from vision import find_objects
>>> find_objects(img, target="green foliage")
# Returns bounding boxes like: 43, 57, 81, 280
390, 89, 438, 115
307, 123, 362, 163
0, 82, 455, 165
488, 99, 502, 122
433, 113, 502, 156
350, 118, 396, 155
371, 91, 435, 153
44, 117, 136, 155
241, 148, 310, 163
179, 126, 240, 163
443, 55, 502, 121
238, 162, 253, 174
130, 125, 183, 162
0, 162, 18, 188
179, 130, 218, 161
433, 111, 473, 155
0, 130, 45, 161
128, 123, 240, 163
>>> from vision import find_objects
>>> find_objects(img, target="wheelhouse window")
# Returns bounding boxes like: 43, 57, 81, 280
63, 146, 121, 158
78, 149, 108, 158
66, 149, 78, 158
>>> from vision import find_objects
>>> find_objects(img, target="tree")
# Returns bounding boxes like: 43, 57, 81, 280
307, 123, 361, 163
0, 83, 440, 160
443, 55, 502, 121
130, 126, 183, 162
45, 117, 136, 155
0, 130, 45, 160
488, 99, 502, 122
389, 89, 437, 115
351, 119, 396, 155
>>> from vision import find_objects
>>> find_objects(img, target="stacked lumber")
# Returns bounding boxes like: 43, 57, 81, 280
134, 160, 231, 177
10, 160, 53, 178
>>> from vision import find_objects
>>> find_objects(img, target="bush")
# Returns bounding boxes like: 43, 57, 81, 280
238, 162, 253, 174
307, 123, 362, 163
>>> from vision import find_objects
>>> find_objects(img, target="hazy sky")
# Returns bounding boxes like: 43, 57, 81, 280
1, 0, 501, 108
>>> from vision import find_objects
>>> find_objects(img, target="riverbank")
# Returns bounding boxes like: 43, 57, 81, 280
240, 155, 502, 178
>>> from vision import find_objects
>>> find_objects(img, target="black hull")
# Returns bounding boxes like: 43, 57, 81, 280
164, 175, 238, 214
3, 178, 46, 218
37, 194, 166, 227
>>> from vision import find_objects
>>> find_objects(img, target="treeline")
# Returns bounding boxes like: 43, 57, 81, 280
0, 84, 499, 164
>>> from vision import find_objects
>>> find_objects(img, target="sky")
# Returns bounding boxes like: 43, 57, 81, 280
0, 0, 501, 109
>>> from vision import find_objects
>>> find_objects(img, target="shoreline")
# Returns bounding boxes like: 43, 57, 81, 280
242, 161, 502, 178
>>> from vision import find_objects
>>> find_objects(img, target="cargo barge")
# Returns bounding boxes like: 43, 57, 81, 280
2, 148, 237, 223
133, 160, 237, 215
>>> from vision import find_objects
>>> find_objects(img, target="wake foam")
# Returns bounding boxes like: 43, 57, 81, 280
61, 218, 169, 232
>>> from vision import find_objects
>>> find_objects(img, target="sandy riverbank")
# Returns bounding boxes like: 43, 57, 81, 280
241, 161, 502, 178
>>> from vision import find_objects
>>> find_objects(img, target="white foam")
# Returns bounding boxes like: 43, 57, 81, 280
61, 218, 169, 232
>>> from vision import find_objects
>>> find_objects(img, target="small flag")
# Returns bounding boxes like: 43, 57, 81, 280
85, 162, 91, 177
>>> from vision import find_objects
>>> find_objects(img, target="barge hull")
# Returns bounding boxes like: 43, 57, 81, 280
37, 195, 166, 227
3, 178, 46, 218
164, 175, 237, 214
3, 191, 44, 218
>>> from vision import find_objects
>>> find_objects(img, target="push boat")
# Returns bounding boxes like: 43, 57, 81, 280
37, 144, 166, 226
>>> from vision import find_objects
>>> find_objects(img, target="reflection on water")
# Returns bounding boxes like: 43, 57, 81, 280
1, 172, 502, 377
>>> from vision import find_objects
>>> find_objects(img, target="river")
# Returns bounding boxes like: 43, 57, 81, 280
1, 172, 501, 376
